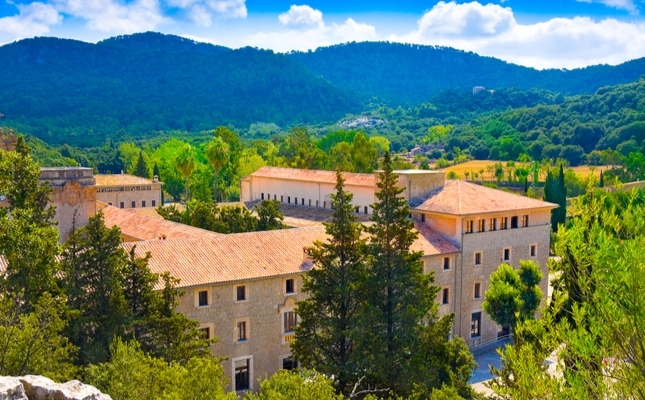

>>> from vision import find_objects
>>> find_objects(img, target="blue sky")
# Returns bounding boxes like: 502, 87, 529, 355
1, 0, 644, 69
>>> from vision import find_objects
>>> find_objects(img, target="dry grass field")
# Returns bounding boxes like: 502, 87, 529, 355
434, 160, 604, 182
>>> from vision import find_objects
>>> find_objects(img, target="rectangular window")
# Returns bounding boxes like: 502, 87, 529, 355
152, 200, 156, 207
442, 288, 449, 304
309, 199, 311, 206
443, 257, 450, 270
284, 311, 297, 333
421, 214, 426, 222
511, 216, 519, 229
364, 206, 368, 214
237, 321, 247, 341
323, 201, 327, 208
465, 220, 474, 234
500, 217, 508, 230
200, 327, 210, 339
530, 244, 537, 257
316, 200, 319, 207
474, 283, 481, 299
475, 252, 482, 266
108, 202, 113, 206
120, 202, 124, 209
234, 358, 250, 391
503, 248, 511, 262
198, 290, 208, 307
288, 196, 291, 204
489, 218, 496, 231
142, 200, 146, 207
285, 279, 295, 294
301, 198, 304, 205
281, 195, 283, 202
522, 215, 529, 227
471, 312, 482, 337
295, 197, 297, 204
131, 201, 136, 208
274, 195, 277, 200
282, 357, 298, 370
236, 286, 246, 301
477, 219, 485, 232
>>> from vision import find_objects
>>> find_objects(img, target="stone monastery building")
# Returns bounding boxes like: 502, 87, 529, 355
37, 165, 556, 393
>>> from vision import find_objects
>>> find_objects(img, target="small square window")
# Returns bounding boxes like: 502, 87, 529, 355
530, 244, 537, 257
237, 286, 246, 301
443, 257, 450, 270
442, 288, 449, 304
503, 248, 511, 262
200, 327, 210, 339
198, 290, 208, 307
511, 216, 519, 229
475, 252, 482, 266
285, 279, 295, 294
282, 357, 298, 370
474, 283, 481, 299
108, 202, 113, 206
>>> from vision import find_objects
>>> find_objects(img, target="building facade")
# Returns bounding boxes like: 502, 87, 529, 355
95, 174, 162, 209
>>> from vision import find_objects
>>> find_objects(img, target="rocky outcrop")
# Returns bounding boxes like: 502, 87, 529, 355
0, 376, 111, 400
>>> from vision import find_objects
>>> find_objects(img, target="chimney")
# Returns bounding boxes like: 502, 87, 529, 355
303, 247, 313, 264
153, 175, 159, 183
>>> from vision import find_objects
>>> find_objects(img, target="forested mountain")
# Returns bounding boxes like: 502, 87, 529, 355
289, 42, 645, 106
0, 33, 360, 146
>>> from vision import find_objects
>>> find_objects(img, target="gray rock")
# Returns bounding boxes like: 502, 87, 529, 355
18, 376, 112, 400
0, 376, 28, 400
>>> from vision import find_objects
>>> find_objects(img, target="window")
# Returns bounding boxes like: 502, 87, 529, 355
477, 219, 485, 232
274, 195, 276, 200
465, 220, 474, 234
511, 216, 519, 229
500, 217, 508, 230
152, 200, 156, 207
120, 202, 124, 209
489, 218, 496, 231
442, 288, 449, 304
421, 214, 426, 222
530, 244, 537, 257
301, 198, 304, 205
234, 358, 250, 391
522, 215, 529, 227
142, 200, 146, 207
288, 196, 291, 204
200, 327, 210, 339
295, 197, 297, 204
309, 199, 312, 206
282, 357, 298, 370
474, 283, 481, 299
316, 200, 319, 207
237, 321, 247, 341
471, 312, 482, 337
131, 201, 136, 208
107, 202, 113, 206
355, 206, 360, 214
236, 285, 246, 301
284, 311, 297, 333
281, 195, 283, 202
364, 206, 368, 214
503, 248, 511, 262
443, 257, 450, 270
475, 252, 482, 266
285, 279, 295, 294
323, 201, 327, 208
261, 193, 265, 200
198, 290, 208, 307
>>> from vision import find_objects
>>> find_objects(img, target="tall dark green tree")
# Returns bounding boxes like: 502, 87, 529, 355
133, 151, 150, 178
0, 136, 61, 309
357, 151, 437, 395
255, 199, 285, 231
292, 171, 367, 394
62, 212, 130, 365
544, 164, 567, 232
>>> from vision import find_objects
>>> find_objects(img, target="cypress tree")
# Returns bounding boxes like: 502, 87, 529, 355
134, 151, 149, 178
599, 170, 604, 188
357, 152, 437, 395
292, 171, 367, 394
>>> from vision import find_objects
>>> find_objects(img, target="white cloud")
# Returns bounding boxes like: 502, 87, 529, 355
164, 0, 246, 26
391, 1, 645, 69
54, 0, 169, 33
0, 2, 61, 39
577, 0, 638, 15
279, 5, 323, 28
247, 4, 377, 52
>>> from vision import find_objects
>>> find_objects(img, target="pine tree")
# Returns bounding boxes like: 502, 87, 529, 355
292, 171, 367, 394
357, 152, 437, 395
544, 165, 567, 232
134, 151, 150, 178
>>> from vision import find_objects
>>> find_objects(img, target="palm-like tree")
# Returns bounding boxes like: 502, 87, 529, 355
204, 136, 230, 202
175, 144, 197, 203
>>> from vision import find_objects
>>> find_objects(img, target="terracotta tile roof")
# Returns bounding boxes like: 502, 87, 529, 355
413, 180, 558, 216
131, 207, 164, 220
121, 221, 458, 289
250, 166, 375, 187
95, 174, 156, 186
102, 205, 220, 241
412, 221, 460, 255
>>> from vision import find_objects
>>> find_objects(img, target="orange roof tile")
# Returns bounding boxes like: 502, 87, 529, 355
102, 205, 220, 241
95, 174, 157, 186
250, 166, 375, 187
121, 222, 458, 289
413, 180, 558, 216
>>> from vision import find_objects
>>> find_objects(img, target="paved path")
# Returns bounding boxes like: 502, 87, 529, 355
469, 345, 505, 397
